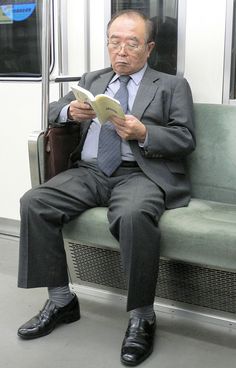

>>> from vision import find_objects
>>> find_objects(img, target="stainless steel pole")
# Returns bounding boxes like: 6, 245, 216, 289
57, 0, 64, 98
41, 0, 51, 130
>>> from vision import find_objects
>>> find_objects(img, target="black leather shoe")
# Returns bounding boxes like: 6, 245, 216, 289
121, 316, 156, 366
17, 294, 80, 340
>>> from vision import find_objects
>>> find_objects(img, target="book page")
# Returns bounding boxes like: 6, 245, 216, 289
71, 86, 95, 104
94, 95, 125, 123
71, 87, 125, 124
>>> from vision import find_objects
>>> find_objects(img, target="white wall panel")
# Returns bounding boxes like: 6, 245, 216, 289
89, 0, 111, 71
66, 0, 89, 76
184, 0, 227, 103
0, 83, 41, 219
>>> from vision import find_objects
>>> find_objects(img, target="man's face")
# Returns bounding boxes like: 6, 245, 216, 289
107, 15, 155, 75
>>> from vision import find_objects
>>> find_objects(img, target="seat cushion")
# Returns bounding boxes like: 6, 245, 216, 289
63, 199, 236, 271
159, 199, 236, 270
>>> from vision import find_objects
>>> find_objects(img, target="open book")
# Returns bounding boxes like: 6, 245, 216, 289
71, 86, 125, 124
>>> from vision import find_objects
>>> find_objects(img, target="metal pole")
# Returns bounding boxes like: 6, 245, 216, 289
57, 0, 64, 98
41, 0, 51, 130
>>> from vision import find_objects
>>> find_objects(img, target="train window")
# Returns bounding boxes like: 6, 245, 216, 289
0, 0, 53, 79
111, 0, 178, 75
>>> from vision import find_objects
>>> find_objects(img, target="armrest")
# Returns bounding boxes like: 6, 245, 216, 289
28, 130, 45, 187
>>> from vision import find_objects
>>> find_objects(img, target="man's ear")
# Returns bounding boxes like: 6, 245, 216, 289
147, 42, 155, 56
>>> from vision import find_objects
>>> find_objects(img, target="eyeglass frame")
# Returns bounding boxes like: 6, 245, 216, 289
107, 39, 150, 53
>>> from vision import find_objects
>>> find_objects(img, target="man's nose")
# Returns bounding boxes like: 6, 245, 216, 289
118, 44, 127, 54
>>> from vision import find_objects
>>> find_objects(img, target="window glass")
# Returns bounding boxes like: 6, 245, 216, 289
0, 0, 52, 78
111, 0, 178, 75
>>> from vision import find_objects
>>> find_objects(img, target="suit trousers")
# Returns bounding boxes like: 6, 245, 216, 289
18, 161, 165, 311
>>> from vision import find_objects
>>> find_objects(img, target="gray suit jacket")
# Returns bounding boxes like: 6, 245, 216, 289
49, 66, 196, 209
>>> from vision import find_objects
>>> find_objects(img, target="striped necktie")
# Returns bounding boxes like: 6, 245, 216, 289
97, 75, 130, 176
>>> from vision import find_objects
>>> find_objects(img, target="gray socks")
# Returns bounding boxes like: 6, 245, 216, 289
48, 285, 154, 323
130, 305, 155, 323
48, 285, 74, 308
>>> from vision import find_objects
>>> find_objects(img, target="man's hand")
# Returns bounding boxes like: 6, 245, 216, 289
68, 100, 96, 122
111, 114, 147, 142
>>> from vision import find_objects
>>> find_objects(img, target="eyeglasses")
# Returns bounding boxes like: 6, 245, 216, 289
107, 41, 147, 53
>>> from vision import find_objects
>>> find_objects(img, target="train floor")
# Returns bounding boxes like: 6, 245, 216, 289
1, 233, 236, 368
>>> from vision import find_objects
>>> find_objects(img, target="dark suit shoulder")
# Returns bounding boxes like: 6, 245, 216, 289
146, 66, 188, 83
145, 68, 191, 97
80, 67, 113, 87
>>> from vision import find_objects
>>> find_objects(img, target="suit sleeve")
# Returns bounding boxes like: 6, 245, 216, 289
143, 78, 196, 159
48, 74, 87, 123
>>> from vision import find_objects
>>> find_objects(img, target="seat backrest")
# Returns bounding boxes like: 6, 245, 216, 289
187, 103, 236, 204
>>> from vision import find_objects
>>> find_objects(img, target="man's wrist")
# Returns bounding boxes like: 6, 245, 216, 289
67, 106, 74, 121
138, 126, 147, 143
138, 132, 148, 148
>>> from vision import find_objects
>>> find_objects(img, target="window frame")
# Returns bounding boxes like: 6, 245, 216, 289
0, 0, 55, 82
176, 0, 187, 76
223, 0, 236, 104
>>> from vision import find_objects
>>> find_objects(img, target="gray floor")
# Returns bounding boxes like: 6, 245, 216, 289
1, 234, 236, 368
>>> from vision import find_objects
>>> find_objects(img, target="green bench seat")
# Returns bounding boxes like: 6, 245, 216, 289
63, 198, 236, 271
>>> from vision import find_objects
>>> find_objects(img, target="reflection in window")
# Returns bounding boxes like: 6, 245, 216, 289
0, 0, 45, 78
111, 0, 178, 75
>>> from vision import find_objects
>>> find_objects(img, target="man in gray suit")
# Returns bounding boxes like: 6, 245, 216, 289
17, 9, 195, 366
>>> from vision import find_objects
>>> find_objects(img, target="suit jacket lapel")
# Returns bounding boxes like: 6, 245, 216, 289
90, 69, 115, 97
128, 67, 161, 162
131, 67, 161, 120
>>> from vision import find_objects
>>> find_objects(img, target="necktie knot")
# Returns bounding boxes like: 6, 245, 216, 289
119, 75, 130, 84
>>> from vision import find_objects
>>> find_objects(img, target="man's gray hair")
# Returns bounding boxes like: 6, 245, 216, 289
107, 9, 155, 43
